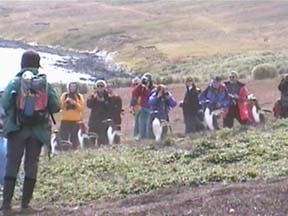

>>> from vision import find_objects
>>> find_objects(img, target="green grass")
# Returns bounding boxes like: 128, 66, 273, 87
149, 50, 288, 82
114, 50, 288, 85
5, 119, 286, 207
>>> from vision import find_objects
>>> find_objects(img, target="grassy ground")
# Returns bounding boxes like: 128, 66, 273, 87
3, 119, 285, 209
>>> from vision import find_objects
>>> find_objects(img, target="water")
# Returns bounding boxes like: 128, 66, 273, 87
0, 47, 92, 90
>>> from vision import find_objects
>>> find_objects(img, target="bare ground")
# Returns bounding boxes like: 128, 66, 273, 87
19, 177, 288, 216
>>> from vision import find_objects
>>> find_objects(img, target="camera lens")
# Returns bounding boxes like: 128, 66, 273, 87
142, 79, 148, 85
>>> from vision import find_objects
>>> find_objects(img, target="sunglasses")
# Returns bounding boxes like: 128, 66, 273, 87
96, 85, 105, 88
229, 76, 235, 79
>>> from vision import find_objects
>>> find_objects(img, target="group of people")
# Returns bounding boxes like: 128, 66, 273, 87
129, 73, 177, 140
1, 49, 288, 213
129, 70, 258, 138
59, 79, 122, 148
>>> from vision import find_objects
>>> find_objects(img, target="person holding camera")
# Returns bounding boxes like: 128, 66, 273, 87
278, 74, 288, 118
130, 77, 141, 138
59, 81, 84, 149
130, 73, 155, 140
148, 84, 177, 138
87, 80, 110, 145
199, 76, 230, 126
223, 71, 250, 128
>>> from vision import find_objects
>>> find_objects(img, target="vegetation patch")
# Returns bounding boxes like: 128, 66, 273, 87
0, 122, 286, 207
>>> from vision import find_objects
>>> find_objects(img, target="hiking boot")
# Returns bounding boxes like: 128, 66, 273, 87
21, 177, 36, 210
0, 177, 16, 212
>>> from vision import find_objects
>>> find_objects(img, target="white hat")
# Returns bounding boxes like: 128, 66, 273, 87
95, 79, 107, 88
132, 77, 141, 85
229, 71, 239, 78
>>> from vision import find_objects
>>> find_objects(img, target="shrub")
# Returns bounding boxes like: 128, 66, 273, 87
252, 63, 278, 80
78, 83, 88, 94
110, 78, 131, 87
162, 75, 174, 85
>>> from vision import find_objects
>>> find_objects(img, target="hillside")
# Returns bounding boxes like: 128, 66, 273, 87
1, 1, 288, 78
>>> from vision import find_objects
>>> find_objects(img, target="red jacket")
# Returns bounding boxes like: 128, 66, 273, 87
225, 81, 251, 121
237, 86, 251, 121
131, 84, 154, 108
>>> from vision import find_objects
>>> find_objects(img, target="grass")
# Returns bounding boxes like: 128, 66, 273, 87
123, 50, 288, 85
2, 119, 287, 207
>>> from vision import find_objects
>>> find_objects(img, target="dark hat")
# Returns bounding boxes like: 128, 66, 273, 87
213, 76, 222, 83
142, 73, 152, 81
21, 50, 41, 69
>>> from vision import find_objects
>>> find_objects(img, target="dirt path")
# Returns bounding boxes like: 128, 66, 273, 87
32, 177, 288, 216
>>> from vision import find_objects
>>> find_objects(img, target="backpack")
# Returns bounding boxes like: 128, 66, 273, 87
16, 71, 49, 125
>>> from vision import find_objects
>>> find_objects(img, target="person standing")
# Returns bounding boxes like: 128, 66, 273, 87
223, 71, 251, 128
106, 84, 123, 144
59, 81, 84, 149
130, 73, 155, 140
148, 84, 177, 139
0, 50, 60, 212
130, 77, 141, 138
199, 76, 230, 129
87, 80, 110, 145
278, 74, 288, 118
180, 77, 204, 133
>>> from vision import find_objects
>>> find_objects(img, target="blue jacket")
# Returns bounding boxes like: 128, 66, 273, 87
199, 83, 229, 108
148, 92, 177, 120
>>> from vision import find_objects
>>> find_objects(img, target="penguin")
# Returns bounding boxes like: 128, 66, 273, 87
152, 117, 162, 142
102, 119, 122, 145
77, 122, 98, 149
50, 129, 60, 156
204, 103, 222, 130
248, 94, 267, 124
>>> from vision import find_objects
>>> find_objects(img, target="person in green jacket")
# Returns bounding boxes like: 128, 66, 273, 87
0, 50, 60, 213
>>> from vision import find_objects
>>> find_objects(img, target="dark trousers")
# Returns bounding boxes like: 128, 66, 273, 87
184, 112, 205, 134
280, 104, 288, 118
223, 105, 247, 128
5, 129, 42, 180
60, 120, 79, 149
89, 123, 108, 145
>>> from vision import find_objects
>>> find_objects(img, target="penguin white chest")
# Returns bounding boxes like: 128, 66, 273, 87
204, 107, 214, 130
252, 105, 261, 123
152, 117, 162, 142
107, 126, 115, 145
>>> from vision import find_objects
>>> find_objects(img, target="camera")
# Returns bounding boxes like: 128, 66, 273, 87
97, 91, 104, 98
159, 91, 169, 100
66, 99, 76, 110
141, 77, 148, 85
163, 92, 169, 97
